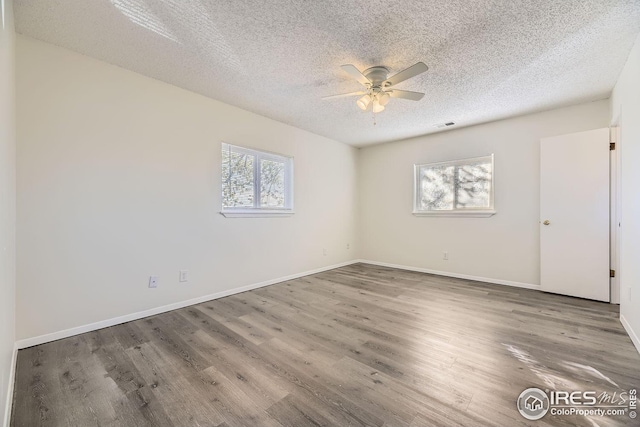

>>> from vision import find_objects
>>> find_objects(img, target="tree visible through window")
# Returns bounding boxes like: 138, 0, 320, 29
222, 143, 293, 212
414, 155, 494, 213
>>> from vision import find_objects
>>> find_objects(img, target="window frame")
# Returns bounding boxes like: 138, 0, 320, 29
220, 143, 294, 218
413, 154, 496, 217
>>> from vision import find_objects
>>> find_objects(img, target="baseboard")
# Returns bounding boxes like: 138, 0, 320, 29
356, 259, 540, 290
620, 314, 640, 355
3, 343, 17, 427
15, 260, 360, 349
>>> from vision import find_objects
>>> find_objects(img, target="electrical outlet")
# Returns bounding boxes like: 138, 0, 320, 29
443, 251, 449, 260
323, 248, 327, 256
148, 276, 158, 288
346, 243, 350, 250
629, 286, 632, 301
179, 270, 189, 282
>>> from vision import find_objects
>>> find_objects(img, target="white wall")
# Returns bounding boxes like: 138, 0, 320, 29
16, 36, 359, 342
359, 100, 609, 287
0, 0, 15, 424
13, 31, 638, 357
611, 34, 640, 353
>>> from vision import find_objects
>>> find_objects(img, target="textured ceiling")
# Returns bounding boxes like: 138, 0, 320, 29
13, 0, 640, 147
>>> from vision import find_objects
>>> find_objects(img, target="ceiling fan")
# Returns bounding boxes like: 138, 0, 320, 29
323, 62, 428, 113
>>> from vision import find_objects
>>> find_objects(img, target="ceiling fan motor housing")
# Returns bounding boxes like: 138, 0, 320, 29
362, 66, 390, 87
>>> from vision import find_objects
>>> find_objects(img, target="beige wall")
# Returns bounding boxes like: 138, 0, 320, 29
358, 100, 610, 286
16, 36, 359, 341
611, 34, 640, 352
0, 0, 16, 424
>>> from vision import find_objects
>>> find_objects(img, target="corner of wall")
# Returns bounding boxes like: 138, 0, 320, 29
611, 32, 640, 356
1, 0, 17, 424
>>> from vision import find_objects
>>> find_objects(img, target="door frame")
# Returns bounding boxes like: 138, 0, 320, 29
610, 119, 622, 304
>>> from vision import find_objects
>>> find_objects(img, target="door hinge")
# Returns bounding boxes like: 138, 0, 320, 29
610, 269, 615, 278
610, 143, 616, 150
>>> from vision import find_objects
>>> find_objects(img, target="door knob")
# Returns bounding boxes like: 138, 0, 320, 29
543, 220, 550, 225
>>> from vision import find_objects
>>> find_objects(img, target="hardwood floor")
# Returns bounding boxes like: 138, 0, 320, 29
11, 264, 640, 426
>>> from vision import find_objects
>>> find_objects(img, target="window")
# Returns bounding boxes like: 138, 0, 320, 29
221, 143, 293, 217
413, 154, 495, 217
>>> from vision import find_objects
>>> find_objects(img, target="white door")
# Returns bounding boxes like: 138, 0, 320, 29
540, 128, 610, 302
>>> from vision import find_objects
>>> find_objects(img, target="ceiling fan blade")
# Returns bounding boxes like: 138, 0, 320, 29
388, 90, 425, 101
340, 64, 371, 86
383, 62, 428, 87
322, 91, 367, 100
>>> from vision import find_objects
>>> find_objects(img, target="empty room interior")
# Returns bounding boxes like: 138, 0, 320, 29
2, 1, 640, 426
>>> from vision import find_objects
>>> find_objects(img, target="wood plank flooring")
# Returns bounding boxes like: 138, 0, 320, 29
11, 264, 640, 426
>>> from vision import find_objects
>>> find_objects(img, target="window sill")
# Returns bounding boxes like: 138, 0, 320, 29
412, 210, 496, 218
220, 210, 295, 218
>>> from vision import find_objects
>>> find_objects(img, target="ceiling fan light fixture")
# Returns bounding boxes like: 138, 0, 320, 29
372, 98, 385, 113
325, 62, 428, 114
377, 91, 390, 106
357, 94, 371, 110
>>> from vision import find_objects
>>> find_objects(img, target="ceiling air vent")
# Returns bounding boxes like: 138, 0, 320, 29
434, 122, 455, 129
